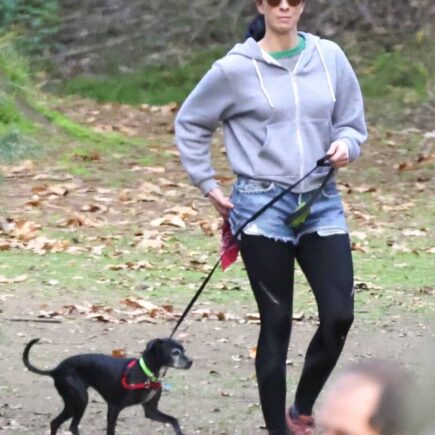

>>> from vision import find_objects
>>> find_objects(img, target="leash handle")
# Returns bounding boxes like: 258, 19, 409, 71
317, 155, 332, 167
169, 156, 332, 338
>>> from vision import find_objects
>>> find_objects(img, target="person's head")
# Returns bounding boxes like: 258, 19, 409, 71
317, 360, 411, 435
246, 0, 305, 41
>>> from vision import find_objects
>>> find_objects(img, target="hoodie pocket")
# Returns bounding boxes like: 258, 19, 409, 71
300, 118, 333, 159
256, 120, 300, 177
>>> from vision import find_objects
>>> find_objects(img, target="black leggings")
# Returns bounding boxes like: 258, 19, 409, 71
239, 232, 354, 434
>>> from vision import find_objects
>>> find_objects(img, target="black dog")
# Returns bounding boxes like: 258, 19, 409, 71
23, 338, 192, 435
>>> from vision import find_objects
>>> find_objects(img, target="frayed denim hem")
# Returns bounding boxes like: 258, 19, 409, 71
243, 222, 296, 244
295, 225, 348, 245
230, 221, 348, 247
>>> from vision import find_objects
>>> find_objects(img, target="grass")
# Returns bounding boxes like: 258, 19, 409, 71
62, 47, 229, 106
360, 51, 429, 99
0, 34, 42, 162
61, 35, 435, 131
0, 34, 155, 172
0, 38, 160, 197
346, 33, 434, 127
1, 215, 433, 324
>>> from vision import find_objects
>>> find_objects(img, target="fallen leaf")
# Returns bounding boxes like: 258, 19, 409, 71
31, 184, 49, 194
351, 242, 368, 253
165, 206, 198, 218
0, 275, 28, 284
352, 185, 378, 193
402, 229, 426, 237
81, 203, 108, 213
0, 160, 35, 177
249, 346, 257, 359
121, 298, 159, 311
150, 215, 186, 229
49, 185, 69, 196
197, 219, 219, 236
118, 189, 132, 202
217, 312, 226, 321
24, 198, 43, 207
12, 220, 41, 241
293, 312, 305, 321
112, 349, 126, 358
139, 182, 162, 195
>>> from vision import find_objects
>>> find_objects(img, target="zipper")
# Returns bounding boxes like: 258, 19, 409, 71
290, 72, 304, 197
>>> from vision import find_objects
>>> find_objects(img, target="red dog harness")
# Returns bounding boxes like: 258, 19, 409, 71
121, 359, 162, 391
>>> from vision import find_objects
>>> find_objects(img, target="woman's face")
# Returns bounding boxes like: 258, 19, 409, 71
257, 0, 304, 36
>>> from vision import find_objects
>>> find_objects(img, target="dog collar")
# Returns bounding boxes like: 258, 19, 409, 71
121, 359, 161, 391
139, 357, 159, 382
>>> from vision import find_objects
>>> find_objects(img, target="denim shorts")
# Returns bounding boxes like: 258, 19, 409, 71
228, 176, 348, 245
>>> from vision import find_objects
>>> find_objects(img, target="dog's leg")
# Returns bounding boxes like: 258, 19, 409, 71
58, 375, 88, 435
69, 398, 87, 435
143, 392, 184, 435
51, 378, 79, 435
50, 405, 72, 435
106, 405, 121, 435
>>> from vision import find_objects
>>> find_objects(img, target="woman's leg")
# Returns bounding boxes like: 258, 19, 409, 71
239, 234, 295, 435
293, 232, 354, 416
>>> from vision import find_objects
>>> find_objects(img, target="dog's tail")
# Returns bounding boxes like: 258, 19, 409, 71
23, 339, 53, 376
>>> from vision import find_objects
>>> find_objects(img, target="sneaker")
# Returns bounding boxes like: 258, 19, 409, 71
285, 406, 315, 435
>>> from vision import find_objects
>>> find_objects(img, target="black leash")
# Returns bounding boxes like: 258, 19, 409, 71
169, 156, 334, 338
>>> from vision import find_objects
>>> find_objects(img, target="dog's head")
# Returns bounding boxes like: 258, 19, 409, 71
144, 338, 192, 370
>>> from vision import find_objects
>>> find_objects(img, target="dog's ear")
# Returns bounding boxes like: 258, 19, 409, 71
145, 338, 164, 353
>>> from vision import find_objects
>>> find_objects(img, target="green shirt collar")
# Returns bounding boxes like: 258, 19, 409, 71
269, 35, 306, 60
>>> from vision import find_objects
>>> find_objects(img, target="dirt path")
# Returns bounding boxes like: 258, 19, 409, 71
0, 310, 432, 434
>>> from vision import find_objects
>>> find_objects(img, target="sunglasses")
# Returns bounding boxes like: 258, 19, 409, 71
266, 0, 303, 7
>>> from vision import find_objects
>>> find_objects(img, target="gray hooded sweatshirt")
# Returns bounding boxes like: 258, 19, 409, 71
175, 33, 368, 195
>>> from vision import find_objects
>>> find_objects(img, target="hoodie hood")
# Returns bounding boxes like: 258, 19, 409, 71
228, 32, 319, 66
227, 33, 336, 104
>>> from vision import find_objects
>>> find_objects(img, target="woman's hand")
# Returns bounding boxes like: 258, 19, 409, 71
327, 140, 350, 169
207, 188, 234, 219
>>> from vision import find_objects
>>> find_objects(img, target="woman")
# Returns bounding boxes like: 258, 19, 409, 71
175, 0, 367, 434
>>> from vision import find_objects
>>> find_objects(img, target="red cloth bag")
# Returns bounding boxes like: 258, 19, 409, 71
220, 219, 239, 271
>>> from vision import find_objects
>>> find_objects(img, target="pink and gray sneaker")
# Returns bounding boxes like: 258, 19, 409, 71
285, 406, 315, 435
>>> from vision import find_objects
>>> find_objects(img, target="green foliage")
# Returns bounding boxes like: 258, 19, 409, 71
0, 33, 30, 90
0, 93, 22, 125
36, 103, 144, 150
0, 127, 41, 162
0, 0, 60, 57
0, 35, 41, 163
63, 47, 229, 105
0, 34, 143, 165
360, 51, 429, 99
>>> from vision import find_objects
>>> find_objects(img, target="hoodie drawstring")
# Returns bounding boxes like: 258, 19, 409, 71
313, 40, 337, 103
252, 59, 275, 109
252, 39, 336, 108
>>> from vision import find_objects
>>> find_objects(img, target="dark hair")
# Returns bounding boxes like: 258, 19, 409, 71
245, 14, 265, 41
343, 360, 412, 435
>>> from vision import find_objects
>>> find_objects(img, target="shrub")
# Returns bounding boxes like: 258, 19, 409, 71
361, 51, 428, 100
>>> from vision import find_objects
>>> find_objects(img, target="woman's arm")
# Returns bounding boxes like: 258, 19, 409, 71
175, 63, 236, 196
331, 48, 368, 164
